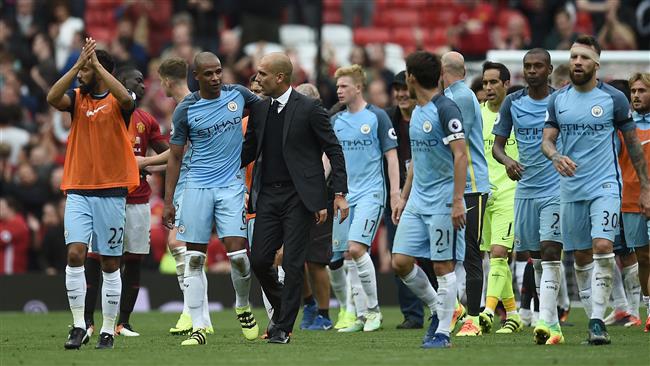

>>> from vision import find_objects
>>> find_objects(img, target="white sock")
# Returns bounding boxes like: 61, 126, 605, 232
557, 263, 571, 309
277, 265, 285, 285
592, 253, 615, 320
227, 249, 252, 308
171, 246, 189, 315
622, 263, 641, 318
355, 252, 379, 310
515, 260, 527, 297
435, 272, 457, 337
65, 265, 86, 329
401, 265, 437, 314
532, 258, 542, 298
201, 270, 212, 327
454, 261, 466, 303
643, 296, 650, 317
574, 261, 594, 318
262, 290, 274, 320
481, 254, 490, 308
346, 259, 367, 317
540, 261, 561, 326
100, 270, 121, 335
344, 261, 355, 314
329, 266, 348, 309
610, 264, 628, 312
184, 251, 206, 330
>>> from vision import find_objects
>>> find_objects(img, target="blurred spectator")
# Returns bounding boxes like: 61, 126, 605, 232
342, 0, 374, 28
636, 0, 650, 49
161, 13, 201, 91
0, 17, 32, 70
0, 108, 29, 166
449, 1, 497, 60
552, 63, 571, 89
239, 0, 282, 46
217, 30, 253, 85
597, 5, 638, 50
367, 79, 389, 109
115, 18, 149, 73
38, 200, 66, 275
122, 0, 173, 56
493, 13, 531, 50
184, 0, 220, 53
287, 0, 320, 29
14, 0, 45, 40
367, 44, 394, 93
50, 0, 84, 71
3, 162, 50, 219
29, 33, 58, 102
0, 196, 30, 275
544, 7, 579, 50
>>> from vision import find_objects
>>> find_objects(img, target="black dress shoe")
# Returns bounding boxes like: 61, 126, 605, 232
396, 318, 423, 329
268, 329, 290, 344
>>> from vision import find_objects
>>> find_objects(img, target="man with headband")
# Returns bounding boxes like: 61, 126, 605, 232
541, 35, 650, 345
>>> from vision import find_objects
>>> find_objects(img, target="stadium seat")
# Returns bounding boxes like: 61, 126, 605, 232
353, 27, 391, 46
243, 41, 285, 57
374, 9, 420, 28
280, 24, 315, 47
294, 43, 317, 80
322, 24, 353, 46
391, 27, 417, 48
323, 9, 342, 24
384, 43, 406, 74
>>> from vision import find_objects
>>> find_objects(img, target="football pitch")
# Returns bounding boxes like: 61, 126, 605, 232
1, 308, 648, 366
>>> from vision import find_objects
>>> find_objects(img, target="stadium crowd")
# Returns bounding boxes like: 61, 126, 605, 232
0, 0, 648, 277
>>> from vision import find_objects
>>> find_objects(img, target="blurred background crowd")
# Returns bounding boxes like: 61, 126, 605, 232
1, 0, 649, 276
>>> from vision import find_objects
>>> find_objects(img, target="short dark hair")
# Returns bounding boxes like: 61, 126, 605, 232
482, 61, 510, 82
405, 51, 441, 89
524, 48, 552, 66
95, 50, 115, 73
158, 57, 188, 80
470, 76, 483, 93
574, 34, 601, 55
115, 67, 138, 83
608, 79, 631, 102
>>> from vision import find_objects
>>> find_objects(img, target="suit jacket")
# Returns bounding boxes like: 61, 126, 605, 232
242, 89, 347, 212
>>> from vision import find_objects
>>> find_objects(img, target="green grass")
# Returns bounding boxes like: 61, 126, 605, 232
0, 308, 648, 366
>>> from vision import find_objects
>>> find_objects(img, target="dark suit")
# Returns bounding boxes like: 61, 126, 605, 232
242, 89, 347, 333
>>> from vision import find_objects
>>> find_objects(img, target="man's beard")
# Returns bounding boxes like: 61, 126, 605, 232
569, 68, 594, 86
79, 76, 97, 94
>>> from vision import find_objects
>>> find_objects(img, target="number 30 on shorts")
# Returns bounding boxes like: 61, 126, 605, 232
602, 210, 619, 229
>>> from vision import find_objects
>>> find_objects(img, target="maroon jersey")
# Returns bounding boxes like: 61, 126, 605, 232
0, 214, 29, 274
127, 108, 167, 204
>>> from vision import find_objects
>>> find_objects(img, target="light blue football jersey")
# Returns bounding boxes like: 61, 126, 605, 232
444, 80, 489, 194
407, 94, 465, 214
544, 81, 635, 202
493, 87, 559, 199
331, 104, 397, 205
170, 85, 260, 188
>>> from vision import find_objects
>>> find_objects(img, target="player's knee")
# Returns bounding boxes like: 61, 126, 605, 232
187, 253, 206, 272
433, 261, 454, 276
489, 245, 508, 259
541, 243, 562, 261
101, 257, 120, 273
573, 249, 593, 266
348, 243, 367, 259
391, 255, 412, 277
636, 246, 649, 267
592, 239, 612, 254
66, 245, 86, 266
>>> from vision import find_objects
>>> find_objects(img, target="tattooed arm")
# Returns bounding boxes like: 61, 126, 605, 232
622, 128, 650, 217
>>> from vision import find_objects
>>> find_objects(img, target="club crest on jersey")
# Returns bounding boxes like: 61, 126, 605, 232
422, 121, 433, 133
448, 119, 462, 133
178, 225, 186, 234
388, 127, 397, 140
227, 101, 238, 112
591, 105, 603, 118
360, 124, 371, 134
137, 122, 145, 133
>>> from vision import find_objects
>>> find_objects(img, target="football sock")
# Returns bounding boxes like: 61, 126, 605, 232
592, 253, 615, 320
501, 259, 517, 316
184, 251, 206, 329
400, 265, 437, 314
515, 260, 527, 296
611, 264, 628, 313
574, 261, 594, 318
227, 249, 252, 308
436, 272, 457, 337
118, 254, 141, 325
622, 262, 641, 318
557, 263, 571, 310
201, 270, 212, 327
540, 261, 561, 326
532, 258, 542, 299
355, 253, 379, 310
329, 266, 348, 309
171, 246, 189, 315
304, 295, 316, 307
318, 308, 330, 319
485, 257, 509, 313
346, 259, 367, 317
278, 265, 285, 285
100, 269, 121, 335
66, 265, 87, 329
84, 255, 101, 325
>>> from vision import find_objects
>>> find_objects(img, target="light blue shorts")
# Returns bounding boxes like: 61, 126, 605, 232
622, 212, 650, 248
64, 194, 126, 256
176, 184, 247, 244
392, 208, 465, 262
561, 196, 621, 252
331, 199, 383, 261
173, 177, 186, 227
514, 196, 562, 252
247, 217, 255, 248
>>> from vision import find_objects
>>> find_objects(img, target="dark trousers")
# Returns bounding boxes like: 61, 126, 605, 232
463, 192, 488, 316
250, 184, 313, 332
383, 209, 436, 324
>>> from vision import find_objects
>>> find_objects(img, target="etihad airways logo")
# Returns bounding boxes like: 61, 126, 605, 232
86, 105, 107, 117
